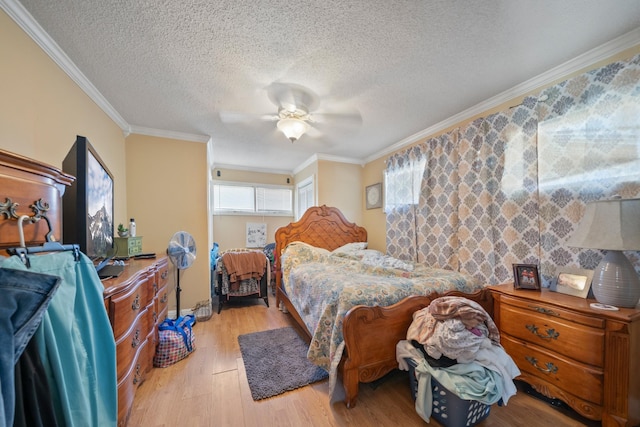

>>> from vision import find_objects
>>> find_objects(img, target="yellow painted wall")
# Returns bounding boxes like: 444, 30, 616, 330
212, 168, 294, 250
126, 134, 209, 311
317, 160, 362, 225
0, 10, 127, 233
361, 156, 386, 252
0, 10, 210, 312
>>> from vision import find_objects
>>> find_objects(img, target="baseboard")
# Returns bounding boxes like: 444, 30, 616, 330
167, 299, 212, 320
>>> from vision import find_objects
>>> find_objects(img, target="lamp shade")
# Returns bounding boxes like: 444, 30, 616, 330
566, 198, 640, 251
567, 197, 640, 308
277, 117, 310, 142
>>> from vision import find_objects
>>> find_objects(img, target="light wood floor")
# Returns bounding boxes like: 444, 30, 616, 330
128, 294, 593, 426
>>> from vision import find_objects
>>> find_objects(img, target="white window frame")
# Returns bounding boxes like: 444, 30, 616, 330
295, 175, 315, 220
212, 180, 293, 216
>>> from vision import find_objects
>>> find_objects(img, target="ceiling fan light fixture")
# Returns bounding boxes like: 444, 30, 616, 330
277, 117, 309, 142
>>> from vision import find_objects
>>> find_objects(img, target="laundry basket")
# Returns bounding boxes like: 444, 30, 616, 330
405, 358, 491, 427
192, 300, 213, 322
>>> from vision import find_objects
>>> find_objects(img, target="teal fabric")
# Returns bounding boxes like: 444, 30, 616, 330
2, 252, 117, 427
414, 359, 503, 423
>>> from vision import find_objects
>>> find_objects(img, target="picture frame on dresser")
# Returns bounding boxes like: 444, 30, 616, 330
512, 263, 541, 290
552, 267, 593, 298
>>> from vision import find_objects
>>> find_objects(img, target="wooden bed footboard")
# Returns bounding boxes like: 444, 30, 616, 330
340, 288, 493, 408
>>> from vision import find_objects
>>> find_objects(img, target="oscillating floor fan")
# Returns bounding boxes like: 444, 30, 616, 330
167, 231, 197, 319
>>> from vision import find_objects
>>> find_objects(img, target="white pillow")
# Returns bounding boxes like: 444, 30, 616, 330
332, 242, 368, 254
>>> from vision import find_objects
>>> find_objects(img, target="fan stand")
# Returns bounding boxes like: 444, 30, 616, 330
175, 268, 182, 320
167, 230, 197, 321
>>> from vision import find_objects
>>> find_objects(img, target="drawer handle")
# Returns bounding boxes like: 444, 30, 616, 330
153, 282, 158, 293
160, 293, 168, 304
529, 306, 559, 317
131, 329, 140, 348
133, 363, 141, 385
153, 311, 158, 322
131, 294, 140, 311
525, 324, 559, 340
161, 270, 168, 280
525, 356, 558, 374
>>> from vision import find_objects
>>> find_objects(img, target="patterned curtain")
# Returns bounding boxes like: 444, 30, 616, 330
385, 145, 426, 261
416, 131, 460, 270
536, 54, 640, 283
384, 53, 640, 287
457, 100, 539, 285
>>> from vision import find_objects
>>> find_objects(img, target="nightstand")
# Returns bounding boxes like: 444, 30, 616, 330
114, 236, 143, 258
489, 283, 640, 426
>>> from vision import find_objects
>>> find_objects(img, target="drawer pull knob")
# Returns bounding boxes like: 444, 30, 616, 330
132, 294, 140, 311
530, 306, 559, 317
525, 324, 559, 340
133, 363, 141, 385
153, 311, 158, 322
525, 356, 558, 374
161, 270, 168, 280
131, 329, 140, 348
160, 293, 168, 304
153, 282, 158, 293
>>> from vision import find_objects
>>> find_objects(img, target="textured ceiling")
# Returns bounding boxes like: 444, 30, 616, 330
10, 0, 640, 173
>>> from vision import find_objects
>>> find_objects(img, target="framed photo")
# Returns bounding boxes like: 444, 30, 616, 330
365, 183, 383, 209
513, 264, 541, 290
553, 267, 594, 298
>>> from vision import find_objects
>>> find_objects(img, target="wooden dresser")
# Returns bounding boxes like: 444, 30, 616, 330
103, 256, 171, 427
490, 284, 640, 426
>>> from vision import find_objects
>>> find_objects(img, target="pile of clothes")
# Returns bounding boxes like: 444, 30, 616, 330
396, 296, 520, 424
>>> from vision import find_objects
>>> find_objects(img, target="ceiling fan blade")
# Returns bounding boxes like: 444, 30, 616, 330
219, 111, 277, 124
311, 110, 362, 136
266, 82, 319, 112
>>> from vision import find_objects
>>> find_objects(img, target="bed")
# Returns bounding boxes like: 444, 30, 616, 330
274, 205, 493, 408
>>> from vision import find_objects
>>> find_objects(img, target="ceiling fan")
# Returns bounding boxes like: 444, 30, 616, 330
220, 82, 361, 143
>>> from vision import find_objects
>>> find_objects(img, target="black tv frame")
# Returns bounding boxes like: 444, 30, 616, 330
62, 135, 114, 259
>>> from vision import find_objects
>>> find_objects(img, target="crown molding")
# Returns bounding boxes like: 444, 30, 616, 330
293, 153, 363, 175
211, 162, 293, 176
1, 0, 130, 131
365, 27, 640, 164
128, 125, 209, 143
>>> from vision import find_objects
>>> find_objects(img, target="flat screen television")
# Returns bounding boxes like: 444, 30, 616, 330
62, 135, 114, 259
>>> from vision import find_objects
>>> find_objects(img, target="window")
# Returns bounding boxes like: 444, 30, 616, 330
296, 176, 315, 220
213, 181, 293, 216
383, 154, 425, 212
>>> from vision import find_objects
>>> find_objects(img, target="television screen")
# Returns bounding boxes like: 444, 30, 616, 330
63, 135, 114, 259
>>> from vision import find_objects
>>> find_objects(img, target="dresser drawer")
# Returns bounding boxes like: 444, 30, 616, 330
110, 276, 153, 338
117, 339, 148, 427
502, 334, 603, 405
155, 283, 170, 318
155, 258, 169, 292
499, 303, 605, 367
115, 308, 149, 381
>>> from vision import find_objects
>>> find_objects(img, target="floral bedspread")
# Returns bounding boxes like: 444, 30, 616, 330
280, 241, 484, 398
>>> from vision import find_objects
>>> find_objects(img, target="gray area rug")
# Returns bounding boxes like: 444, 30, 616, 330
238, 327, 328, 400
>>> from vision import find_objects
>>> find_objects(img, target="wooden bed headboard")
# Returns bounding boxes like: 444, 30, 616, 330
0, 149, 74, 251
274, 205, 367, 272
